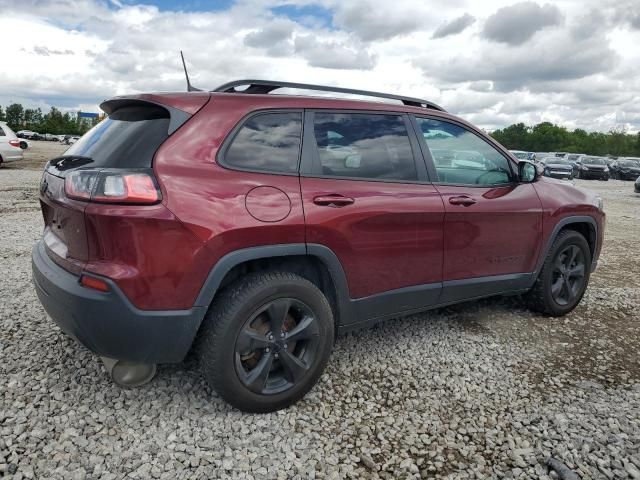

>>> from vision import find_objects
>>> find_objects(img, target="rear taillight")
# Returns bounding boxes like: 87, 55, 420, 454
64, 169, 161, 204
9, 140, 20, 148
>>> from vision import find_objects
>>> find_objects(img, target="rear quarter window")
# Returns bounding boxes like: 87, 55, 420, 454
222, 112, 303, 174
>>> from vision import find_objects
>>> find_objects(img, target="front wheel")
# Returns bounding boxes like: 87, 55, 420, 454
198, 272, 334, 412
526, 230, 591, 316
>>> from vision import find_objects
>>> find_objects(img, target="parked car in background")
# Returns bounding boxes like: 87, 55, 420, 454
0, 121, 24, 166
539, 156, 574, 180
60, 135, 80, 145
564, 153, 582, 176
17, 130, 38, 139
32, 79, 606, 412
510, 150, 536, 161
575, 156, 609, 180
610, 158, 640, 180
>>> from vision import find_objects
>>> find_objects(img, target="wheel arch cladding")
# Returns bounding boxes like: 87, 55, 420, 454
535, 216, 598, 278
192, 244, 352, 330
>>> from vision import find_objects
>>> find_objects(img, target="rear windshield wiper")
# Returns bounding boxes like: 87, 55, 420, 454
49, 156, 94, 171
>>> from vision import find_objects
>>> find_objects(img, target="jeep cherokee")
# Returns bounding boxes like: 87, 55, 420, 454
32, 80, 605, 412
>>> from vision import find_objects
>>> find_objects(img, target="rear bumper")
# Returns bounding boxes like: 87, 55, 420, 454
31, 241, 206, 363
1, 148, 23, 161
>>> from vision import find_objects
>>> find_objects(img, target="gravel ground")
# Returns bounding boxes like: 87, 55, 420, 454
1, 146, 639, 479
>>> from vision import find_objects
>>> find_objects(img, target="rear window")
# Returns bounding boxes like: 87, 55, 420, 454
0, 126, 5, 136
63, 106, 170, 168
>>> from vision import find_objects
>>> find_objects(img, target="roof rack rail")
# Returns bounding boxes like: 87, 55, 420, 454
212, 79, 446, 112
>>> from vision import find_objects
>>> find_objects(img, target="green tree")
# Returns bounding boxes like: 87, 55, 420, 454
491, 123, 530, 150
5, 103, 24, 130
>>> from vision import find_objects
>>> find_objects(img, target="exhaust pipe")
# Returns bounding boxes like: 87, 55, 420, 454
100, 357, 157, 387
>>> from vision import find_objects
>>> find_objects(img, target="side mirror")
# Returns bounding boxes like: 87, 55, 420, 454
518, 160, 540, 183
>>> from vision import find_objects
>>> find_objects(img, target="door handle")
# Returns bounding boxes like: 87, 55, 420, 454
448, 195, 477, 207
313, 195, 355, 207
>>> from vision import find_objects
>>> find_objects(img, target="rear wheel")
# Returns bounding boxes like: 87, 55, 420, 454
198, 272, 334, 412
526, 230, 591, 316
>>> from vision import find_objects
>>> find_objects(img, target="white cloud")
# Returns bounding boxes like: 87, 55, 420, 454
0, 0, 637, 132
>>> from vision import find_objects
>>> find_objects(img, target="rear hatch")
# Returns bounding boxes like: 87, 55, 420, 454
39, 96, 207, 274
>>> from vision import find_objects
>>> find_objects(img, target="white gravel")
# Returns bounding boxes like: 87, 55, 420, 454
1, 166, 639, 479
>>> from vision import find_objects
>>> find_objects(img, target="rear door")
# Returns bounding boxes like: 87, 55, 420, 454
300, 110, 445, 320
412, 116, 543, 302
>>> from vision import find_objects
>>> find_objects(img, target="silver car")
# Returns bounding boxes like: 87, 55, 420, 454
0, 122, 24, 166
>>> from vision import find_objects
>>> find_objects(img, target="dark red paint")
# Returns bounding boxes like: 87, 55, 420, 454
39, 91, 605, 311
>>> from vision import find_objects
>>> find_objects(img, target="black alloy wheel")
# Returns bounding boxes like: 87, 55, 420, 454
550, 245, 586, 306
198, 271, 334, 412
526, 229, 591, 316
235, 297, 320, 395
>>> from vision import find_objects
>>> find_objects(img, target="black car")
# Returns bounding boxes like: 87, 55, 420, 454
575, 156, 610, 180
610, 158, 640, 180
540, 156, 574, 180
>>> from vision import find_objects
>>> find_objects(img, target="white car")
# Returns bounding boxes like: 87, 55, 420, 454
16, 130, 37, 139
0, 122, 24, 166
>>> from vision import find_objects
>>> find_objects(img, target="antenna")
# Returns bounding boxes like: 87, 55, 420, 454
180, 51, 202, 92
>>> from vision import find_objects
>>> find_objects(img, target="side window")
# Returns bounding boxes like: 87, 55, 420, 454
0, 127, 5, 136
415, 117, 514, 185
224, 112, 302, 173
312, 113, 417, 181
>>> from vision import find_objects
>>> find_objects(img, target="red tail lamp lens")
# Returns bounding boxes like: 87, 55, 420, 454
65, 170, 161, 204
80, 275, 110, 292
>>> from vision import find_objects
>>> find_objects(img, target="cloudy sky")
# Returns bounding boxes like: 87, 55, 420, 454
1, 0, 639, 131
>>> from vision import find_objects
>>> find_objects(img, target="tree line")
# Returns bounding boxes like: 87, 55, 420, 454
0, 103, 100, 136
490, 122, 640, 157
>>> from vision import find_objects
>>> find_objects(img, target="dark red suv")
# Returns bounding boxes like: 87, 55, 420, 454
32, 80, 605, 412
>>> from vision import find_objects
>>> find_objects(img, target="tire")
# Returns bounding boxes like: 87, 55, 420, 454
198, 271, 334, 413
526, 230, 591, 316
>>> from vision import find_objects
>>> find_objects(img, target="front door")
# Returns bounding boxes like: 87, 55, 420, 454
412, 116, 543, 301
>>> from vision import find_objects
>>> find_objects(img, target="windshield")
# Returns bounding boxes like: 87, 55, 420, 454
583, 157, 605, 165
620, 159, 640, 167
